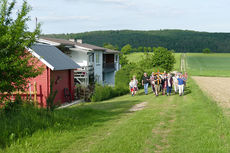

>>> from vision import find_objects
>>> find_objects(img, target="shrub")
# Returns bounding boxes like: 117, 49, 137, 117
46, 81, 58, 111
91, 84, 128, 102
203, 48, 212, 54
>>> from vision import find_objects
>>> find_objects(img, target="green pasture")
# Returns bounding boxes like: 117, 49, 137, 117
186, 53, 230, 77
2, 79, 230, 153
126, 53, 181, 71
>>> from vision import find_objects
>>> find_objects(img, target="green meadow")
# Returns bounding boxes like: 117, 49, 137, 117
2, 79, 230, 153
186, 53, 230, 77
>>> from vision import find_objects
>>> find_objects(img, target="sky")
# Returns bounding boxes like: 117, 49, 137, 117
14, 0, 230, 34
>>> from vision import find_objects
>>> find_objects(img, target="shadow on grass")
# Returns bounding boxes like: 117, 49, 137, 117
0, 98, 141, 149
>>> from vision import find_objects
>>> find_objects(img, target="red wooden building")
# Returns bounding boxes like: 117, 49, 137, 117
28, 43, 80, 107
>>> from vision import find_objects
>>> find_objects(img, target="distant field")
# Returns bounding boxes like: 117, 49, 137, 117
186, 53, 230, 77
127, 52, 181, 71
126, 52, 150, 62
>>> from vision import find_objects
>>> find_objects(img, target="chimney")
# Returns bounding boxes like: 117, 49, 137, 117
77, 39, 83, 44
69, 39, 75, 42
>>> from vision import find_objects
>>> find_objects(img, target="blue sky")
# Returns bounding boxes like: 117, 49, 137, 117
15, 0, 230, 34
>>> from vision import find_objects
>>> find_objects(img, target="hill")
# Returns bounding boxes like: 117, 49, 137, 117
43, 30, 230, 53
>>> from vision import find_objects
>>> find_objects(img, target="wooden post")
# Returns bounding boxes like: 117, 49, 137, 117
34, 82, 37, 106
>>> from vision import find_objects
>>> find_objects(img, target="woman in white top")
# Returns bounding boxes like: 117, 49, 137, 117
172, 73, 178, 94
133, 76, 138, 95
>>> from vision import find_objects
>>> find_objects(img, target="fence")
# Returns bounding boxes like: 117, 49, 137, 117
1, 82, 40, 106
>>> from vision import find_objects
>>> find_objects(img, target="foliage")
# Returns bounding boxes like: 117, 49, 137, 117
202, 48, 212, 54
46, 81, 58, 111
0, 0, 42, 95
121, 44, 132, 54
119, 54, 129, 66
126, 52, 181, 71
115, 64, 136, 90
152, 47, 176, 72
103, 43, 119, 50
43, 29, 230, 53
91, 84, 127, 102
2, 94, 23, 114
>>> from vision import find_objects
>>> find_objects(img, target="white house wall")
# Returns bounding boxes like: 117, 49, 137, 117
114, 54, 120, 71
94, 51, 103, 84
69, 50, 88, 67
104, 72, 115, 85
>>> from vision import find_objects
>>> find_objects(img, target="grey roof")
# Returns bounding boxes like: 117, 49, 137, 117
31, 43, 80, 70
40, 37, 120, 54
40, 37, 76, 46
75, 42, 106, 51
104, 48, 120, 54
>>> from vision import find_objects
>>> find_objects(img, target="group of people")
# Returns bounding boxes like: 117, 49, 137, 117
129, 71, 188, 97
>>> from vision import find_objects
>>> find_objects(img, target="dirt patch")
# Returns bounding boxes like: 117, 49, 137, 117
192, 76, 230, 108
129, 102, 148, 112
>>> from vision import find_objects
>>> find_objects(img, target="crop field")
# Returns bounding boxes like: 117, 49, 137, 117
186, 53, 230, 77
127, 53, 181, 71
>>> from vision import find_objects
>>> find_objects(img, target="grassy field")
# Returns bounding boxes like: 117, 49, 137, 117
126, 52, 181, 71
2, 79, 230, 153
186, 53, 230, 77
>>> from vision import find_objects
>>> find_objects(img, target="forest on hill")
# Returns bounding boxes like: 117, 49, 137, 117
43, 30, 230, 53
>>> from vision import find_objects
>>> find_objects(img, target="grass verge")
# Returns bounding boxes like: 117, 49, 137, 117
1, 78, 230, 152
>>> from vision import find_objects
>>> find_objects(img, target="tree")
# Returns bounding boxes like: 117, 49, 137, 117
103, 43, 119, 50
0, 0, 41, 94
133, 48, 137, 52
202, 48, 211, 54
144, 47, 148, 53
121, 44, 132, 54
119, 54, 128, 66
148, 47, 152, 52
137, 46, 143, 52
152, 47, 176, 72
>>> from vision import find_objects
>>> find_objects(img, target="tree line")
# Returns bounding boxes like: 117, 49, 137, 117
43, 30, 230, 53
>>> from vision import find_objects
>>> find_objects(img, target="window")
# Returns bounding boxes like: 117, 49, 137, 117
96, 52, 100, 64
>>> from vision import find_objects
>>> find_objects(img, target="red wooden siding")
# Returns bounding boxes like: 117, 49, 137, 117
50, 69, 75, 105
27, 60, 75, 107
28, 60, 48, 107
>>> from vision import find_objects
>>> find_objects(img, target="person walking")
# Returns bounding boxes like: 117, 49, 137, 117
161, 74, 167, 95
154, 73, 161, 96
173, 73, 178, 94
129, 79, 135, 96
166, 74, 173, 96
142, 73, 149, 95
133, 75, 138, 95
177, 75, 184, 96
150, 72, 155, 94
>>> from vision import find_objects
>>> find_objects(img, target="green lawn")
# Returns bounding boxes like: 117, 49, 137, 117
127, 52, 181, 71
2, 79, 230, 153
186, 53, 230, 76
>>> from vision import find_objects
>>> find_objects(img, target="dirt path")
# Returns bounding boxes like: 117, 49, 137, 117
129, 102, 147, 112
192, 76, 230, 109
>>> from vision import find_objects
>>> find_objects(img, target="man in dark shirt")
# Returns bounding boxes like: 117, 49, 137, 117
142, 73, 149, 95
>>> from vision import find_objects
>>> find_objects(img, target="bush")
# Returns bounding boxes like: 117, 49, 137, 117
91, 84, 128, 102
203, 48, 212, 54
152, 47, 176, 72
